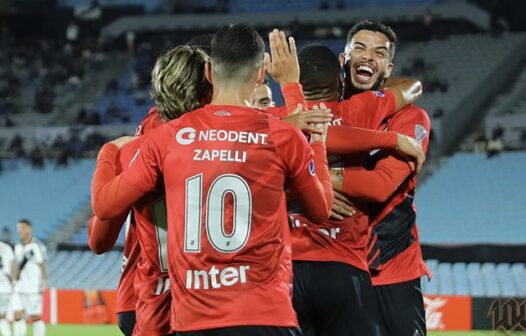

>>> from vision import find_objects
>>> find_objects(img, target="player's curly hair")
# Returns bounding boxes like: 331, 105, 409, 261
151, 45, 212, 121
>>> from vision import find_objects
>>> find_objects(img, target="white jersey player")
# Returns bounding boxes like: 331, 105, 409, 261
0, 241, 14, 336
12, 220, 47, 336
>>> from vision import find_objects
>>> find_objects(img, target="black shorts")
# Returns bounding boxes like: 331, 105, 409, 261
292, 261, 382, 336
373, 278, 427, 336
117, 311, 136, 336
176, 326, 301, 336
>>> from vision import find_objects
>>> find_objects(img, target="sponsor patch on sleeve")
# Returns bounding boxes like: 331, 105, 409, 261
415, 124, 428, 144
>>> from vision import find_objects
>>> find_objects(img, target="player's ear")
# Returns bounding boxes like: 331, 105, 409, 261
205, 61, 213, 84
339, 52, 346, 68
385, 62, 394, 79
255, 66, 265, 86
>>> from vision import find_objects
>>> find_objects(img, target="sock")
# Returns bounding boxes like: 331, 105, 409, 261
32, 320, 45, 336
12, 320, 24, 336
0, 319, 11, 336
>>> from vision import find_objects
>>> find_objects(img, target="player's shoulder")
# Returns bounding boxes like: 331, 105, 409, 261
398, 104, 430, 126
0, 241, 12, 251
349, 89, 391, 102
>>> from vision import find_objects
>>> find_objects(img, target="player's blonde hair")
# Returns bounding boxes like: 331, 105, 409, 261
151, 45, 211, 121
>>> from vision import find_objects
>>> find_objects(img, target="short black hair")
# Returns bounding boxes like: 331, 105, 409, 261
346, 20, 397, 61
298, 43, 341, 95
18, 219, 32, 227
187, 34, 213, 56
210, 24, 265, 80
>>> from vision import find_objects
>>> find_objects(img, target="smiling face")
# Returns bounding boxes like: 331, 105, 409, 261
342, 29, 394, 92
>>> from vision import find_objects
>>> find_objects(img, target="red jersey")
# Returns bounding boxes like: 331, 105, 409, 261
119, 139, 172, 336
88, 106, 162, 313
117, 105, 331, 331
361, 105, 431, 286
290, 90, 397, 271
89, 107, 171, 334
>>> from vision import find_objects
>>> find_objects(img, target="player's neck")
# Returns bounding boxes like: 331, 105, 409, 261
21, 236, 32, 245
209, 82, 255, 108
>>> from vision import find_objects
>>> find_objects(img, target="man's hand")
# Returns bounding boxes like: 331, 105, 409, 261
264, 29, 299, 85
330, 190, 356, 220
395, 133, 425, 174
109, 136, 136, 149
283, 104, 333, 134
309, 103, 329, 143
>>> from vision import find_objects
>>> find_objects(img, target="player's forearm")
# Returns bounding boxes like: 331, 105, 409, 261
266, 83, 307, 118
338, 161, 411, 203
297, 142, 332, 224
282, 82, 307, 115
326, 126, 398, 154
384, 77, 422, 112
91, 144, 144, 219
88, 213, 128, 254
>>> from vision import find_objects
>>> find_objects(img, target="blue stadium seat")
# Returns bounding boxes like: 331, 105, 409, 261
418, 153, 526, 244
0, 160, 95, 240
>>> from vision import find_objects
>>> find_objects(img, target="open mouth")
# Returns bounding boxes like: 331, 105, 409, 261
353, 64, 375, 83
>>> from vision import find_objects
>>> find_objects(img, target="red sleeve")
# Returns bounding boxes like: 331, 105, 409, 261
326, 126, 397, 154
338, 90, 396, 129
88, 213, 129, 254
272, 121, 332, 224
341, 106, 431, 202
91, 143, 146, 220
265, 83, 306, 118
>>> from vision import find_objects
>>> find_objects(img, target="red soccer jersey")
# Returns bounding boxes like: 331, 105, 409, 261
118, 139, 172, 336
119, 104, 331, 331
89, 107, 171, 335
88, 107, 161, 314
290, 90, 397, 271
363, 105, 431, 286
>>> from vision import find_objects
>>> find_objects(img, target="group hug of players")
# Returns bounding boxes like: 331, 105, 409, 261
88, 19, 431, 336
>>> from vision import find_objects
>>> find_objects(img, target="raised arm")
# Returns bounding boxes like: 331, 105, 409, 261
383, 76, 422, 112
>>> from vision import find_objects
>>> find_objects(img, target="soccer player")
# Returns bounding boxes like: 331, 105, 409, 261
12, 219, 47, 336
91, 24, 333, 335
0, 241, 14, 336
88, 45, 211, 336
330, 20, 432, 336
289, 33, 422, 334
251, 77, 275, 110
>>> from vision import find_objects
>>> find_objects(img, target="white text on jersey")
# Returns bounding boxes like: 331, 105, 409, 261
193, 149, 247, 163
186, 264, 250, 290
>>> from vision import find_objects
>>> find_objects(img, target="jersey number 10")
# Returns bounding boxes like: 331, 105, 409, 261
184, 173, 252, 254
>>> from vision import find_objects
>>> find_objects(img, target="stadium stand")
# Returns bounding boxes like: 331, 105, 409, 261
417, 152, 526, 244
48, 250, 121, 289
420, 261, 526, 297
0, 159, 94, 240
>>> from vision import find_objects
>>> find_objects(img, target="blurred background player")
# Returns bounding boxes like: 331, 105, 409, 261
0, 240, 14, 336
12, 220, 47, 336
331, 19, 431, 336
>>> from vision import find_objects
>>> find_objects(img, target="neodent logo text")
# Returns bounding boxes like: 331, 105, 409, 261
176, 127, 197, 145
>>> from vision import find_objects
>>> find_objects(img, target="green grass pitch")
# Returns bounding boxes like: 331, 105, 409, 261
26, 325, 526, 335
